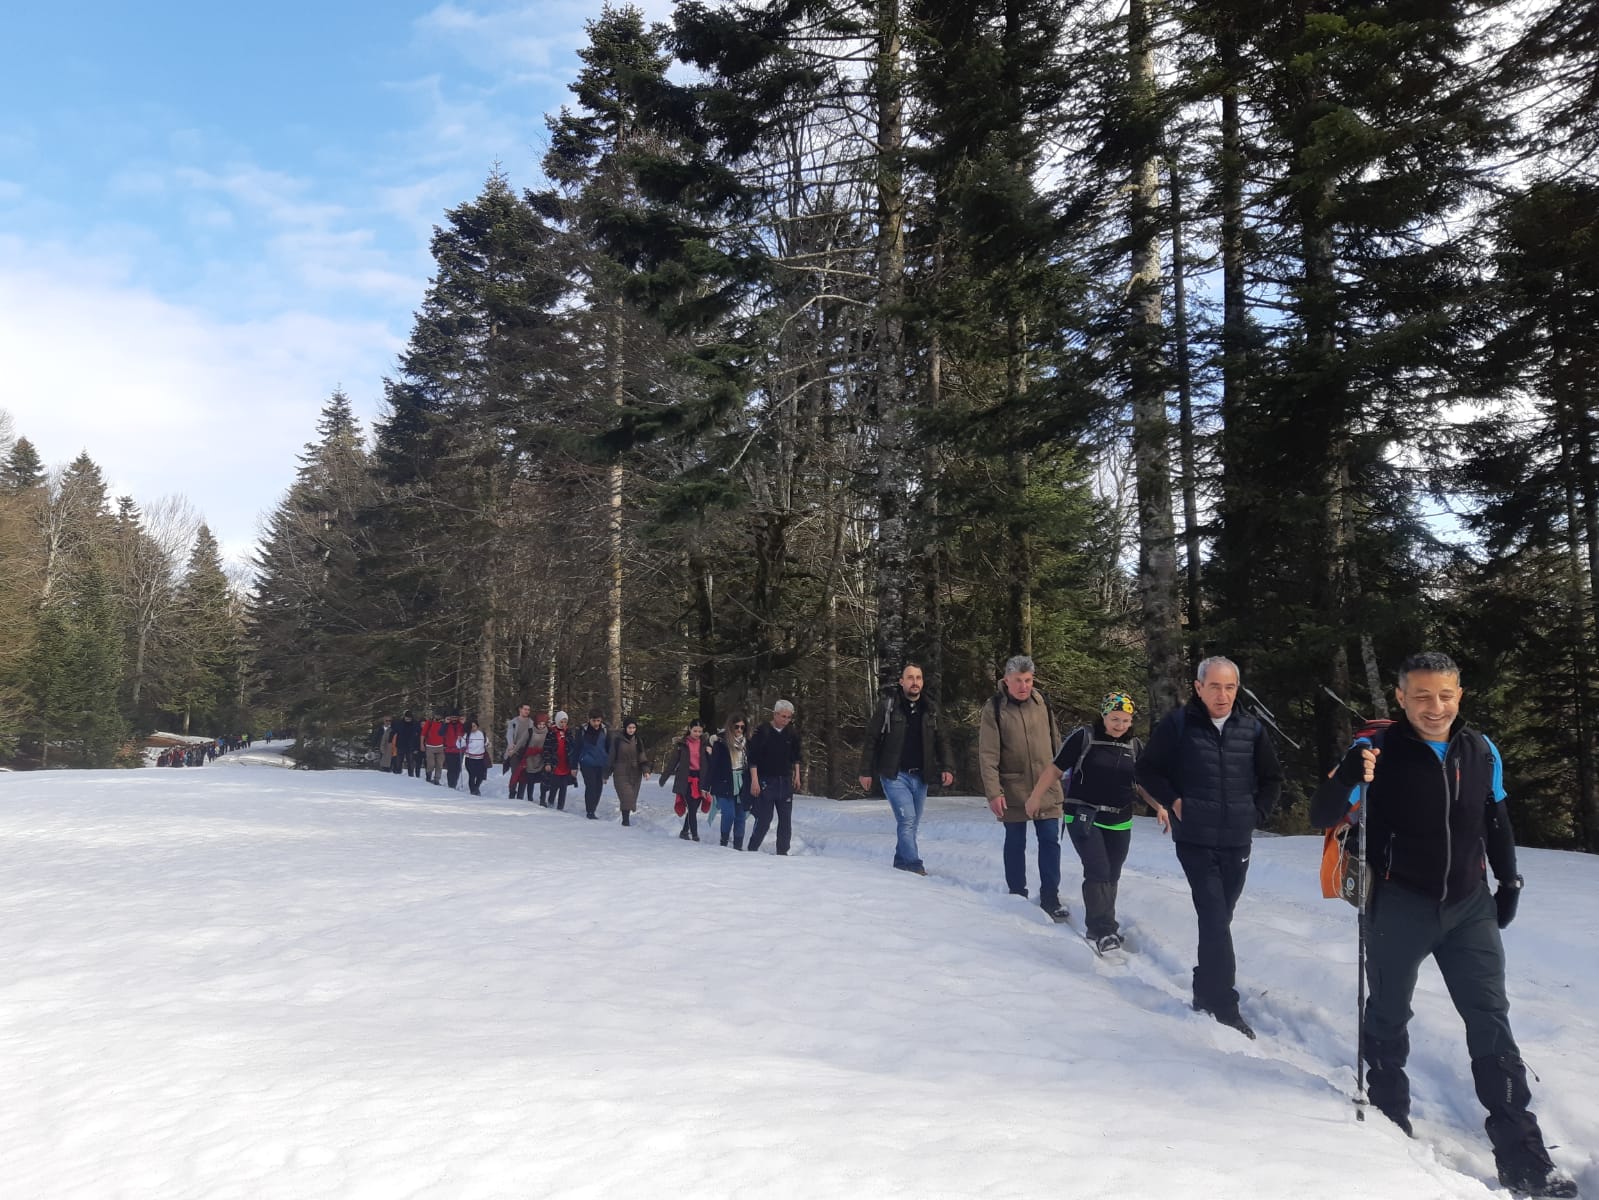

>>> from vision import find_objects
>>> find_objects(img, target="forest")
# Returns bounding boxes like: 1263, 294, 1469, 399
1, 0, 1595, 850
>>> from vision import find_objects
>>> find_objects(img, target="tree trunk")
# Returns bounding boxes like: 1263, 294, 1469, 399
1169, 152, 1203, 662
1290, 0, 1352, 768
607, 304, 626, 725
132, 625, 148, 706
1006, 314, 1033, 659
1563, 430, 1599, 850
691, 552, 717, 729
477, 597, 498, 745
871, 0, 909, 686
1129, 0, 1182, 719
1216, 18, 1252, 620
825, 587, 841, 796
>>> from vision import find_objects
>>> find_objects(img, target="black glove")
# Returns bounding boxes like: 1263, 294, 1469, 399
1495, 876, 1523, 929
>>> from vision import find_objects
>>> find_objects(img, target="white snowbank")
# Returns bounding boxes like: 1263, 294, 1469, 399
0, 763, 1591, 1199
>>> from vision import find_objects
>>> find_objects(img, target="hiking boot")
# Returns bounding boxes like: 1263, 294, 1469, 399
733, 839, 743, 850
1045, 904, 1070, 923
1363, 1033, 1414, 1135
621, 812, 631, 826
679, 828, 691, 840
1474, 1055, 1577, 1199
1498, 1158, 1578, 1199
586, 812, 597, 820
1193, 999, 1255, 1040
1095, 933, 1123, 954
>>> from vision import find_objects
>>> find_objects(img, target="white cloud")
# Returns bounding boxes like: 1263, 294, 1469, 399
0, 235, 402, 560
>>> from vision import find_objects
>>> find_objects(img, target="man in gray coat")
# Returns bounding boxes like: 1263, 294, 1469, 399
504, 703, 534, 799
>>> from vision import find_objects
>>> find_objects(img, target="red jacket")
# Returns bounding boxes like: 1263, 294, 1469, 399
422, 720, 446, 748
442, 720, 465, 753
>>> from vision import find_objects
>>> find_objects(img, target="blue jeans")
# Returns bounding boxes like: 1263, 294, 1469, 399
1004, 818, 1062, 909
716, 796, 748, 845
880, 771, 927, 871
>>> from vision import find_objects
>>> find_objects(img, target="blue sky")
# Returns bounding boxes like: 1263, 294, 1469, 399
0, 0, 669, 565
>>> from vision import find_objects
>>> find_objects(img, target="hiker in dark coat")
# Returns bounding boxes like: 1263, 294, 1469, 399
1135, 656, 1282, 1039
1028, 691, 1167, 953
541, 712, 577, 810
708, 715, 754, 849
747, 701, 803, 855
1310, 652, 1577, 1199
858, 663, 954, 876
660, 719, 710, 842
576, 709, 610, 820
395, 711, 422, 778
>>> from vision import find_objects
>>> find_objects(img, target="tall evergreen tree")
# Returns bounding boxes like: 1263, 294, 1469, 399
167, 524, 237, 734
2, 437, 45, 491
25, 563, 126, 766
251, 391, 375, 733
364, 173, 578, 734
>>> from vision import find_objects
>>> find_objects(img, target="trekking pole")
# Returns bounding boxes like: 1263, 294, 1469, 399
1240, 686, 1303, 750
1353, 761, 1370, 1121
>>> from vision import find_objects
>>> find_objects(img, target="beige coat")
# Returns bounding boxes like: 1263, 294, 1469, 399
608, 733, 649, 812
978, 689, 1064, 822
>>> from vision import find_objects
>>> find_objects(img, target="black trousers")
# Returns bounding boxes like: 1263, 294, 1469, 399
464, 758, 488, 795
445, 752, 462, 789
582, 766, 605, 815
1067, 813, 1131, 939
1365, 880, 1518, 1059
748, 779, 794, 855
1174, 840, 1252, 1012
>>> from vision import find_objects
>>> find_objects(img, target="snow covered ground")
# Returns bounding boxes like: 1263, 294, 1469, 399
1, 751, 1593, 1199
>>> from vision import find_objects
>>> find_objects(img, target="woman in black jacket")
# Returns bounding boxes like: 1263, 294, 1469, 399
1030, 692, 1166, 953
706, 715, 752, 848
659, 720, 710, 841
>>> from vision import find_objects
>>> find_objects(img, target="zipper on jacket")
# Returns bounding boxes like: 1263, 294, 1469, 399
1438, 735, 1455, 903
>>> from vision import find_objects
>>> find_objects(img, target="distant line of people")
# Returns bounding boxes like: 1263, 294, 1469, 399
153, 733, 254, 768
369, 700, 805, 854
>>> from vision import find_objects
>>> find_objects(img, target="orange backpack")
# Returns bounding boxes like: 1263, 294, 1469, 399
1319, 721, 1390, 906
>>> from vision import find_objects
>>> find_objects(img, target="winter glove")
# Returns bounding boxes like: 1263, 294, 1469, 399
701, 797, 712, 814
673, 796, 686, 817
1494, 876, 1522, 929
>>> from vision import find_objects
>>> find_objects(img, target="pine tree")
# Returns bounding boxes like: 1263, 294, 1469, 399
25, 563, 127, 766
166, 524, 237, 734
364, 175, 577, 735
251, 391, 375, 734
2, 437, 45, 490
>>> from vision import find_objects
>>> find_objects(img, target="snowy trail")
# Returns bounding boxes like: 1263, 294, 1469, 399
0, 761, 1592, 1199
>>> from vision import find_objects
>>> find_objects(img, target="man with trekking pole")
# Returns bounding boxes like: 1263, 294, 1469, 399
1311, 652, 1577, 1199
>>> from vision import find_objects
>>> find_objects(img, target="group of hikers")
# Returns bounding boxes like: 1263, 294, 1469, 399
152, 732, 254, 768
370, 701, 806, 855
856, 650, 1576, 1200
365, 648, 1574, 1198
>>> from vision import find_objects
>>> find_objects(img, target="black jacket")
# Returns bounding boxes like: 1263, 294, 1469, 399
858, 688, 951, 781
1056, 720, 1140, 822
1135, 697, 1283, 847
1311, 715, 1516, 906
706, 734, 753, 802
659, 736, 710, 800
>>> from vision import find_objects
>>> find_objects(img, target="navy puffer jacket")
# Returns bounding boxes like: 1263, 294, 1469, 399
1135, 697, 1283, 847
